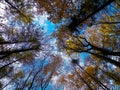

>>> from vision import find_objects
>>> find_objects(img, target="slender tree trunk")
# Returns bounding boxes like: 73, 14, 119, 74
89, 52, 120, 67
73, 66, 94, 90
0, 58, 22, 70
0, 47, 38, 55
0, 40, 35, 44
90, 44, 120, 56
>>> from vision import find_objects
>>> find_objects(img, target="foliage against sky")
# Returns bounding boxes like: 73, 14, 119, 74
0, 0, 120, 90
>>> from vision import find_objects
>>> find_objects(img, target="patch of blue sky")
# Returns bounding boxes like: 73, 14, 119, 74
44, 20, 56, 35
36, 83, 63, 90
33, 15, 56, 36
80, 53, 89, 66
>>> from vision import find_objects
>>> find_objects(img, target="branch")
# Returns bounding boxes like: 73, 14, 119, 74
4, 0, 28, 18
73, 66, 94, 90
95, 21, 120, 24
22, 69, 34, 89
0, 57, 23, 70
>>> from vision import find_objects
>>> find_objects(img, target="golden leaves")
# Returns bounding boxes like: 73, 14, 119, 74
17, 13, 33, 23
84, 65, 97, 76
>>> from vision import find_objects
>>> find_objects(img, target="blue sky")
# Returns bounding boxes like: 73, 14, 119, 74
33, 13, 88, 71
33, 14, 56, 36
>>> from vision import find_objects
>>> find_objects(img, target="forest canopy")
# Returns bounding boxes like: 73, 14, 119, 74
0, 0, 120, 90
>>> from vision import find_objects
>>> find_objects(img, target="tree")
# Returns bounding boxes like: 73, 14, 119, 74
0, 0, 120, 89
36, 0, 79, 23
3, 0, 36, 23
0, 23, 43, 89
37, 0, 115, 30
49, 0, 120, 89
15, 55, 62, 90
0, 23, 42, 59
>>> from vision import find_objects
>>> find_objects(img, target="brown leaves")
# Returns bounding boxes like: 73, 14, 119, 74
43, 55, 62, 75
37, 0, 77, 23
